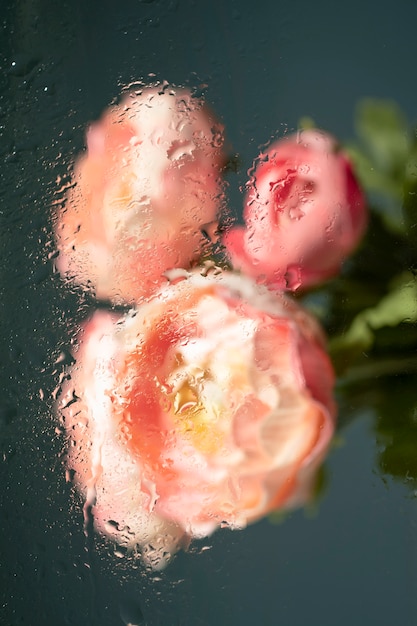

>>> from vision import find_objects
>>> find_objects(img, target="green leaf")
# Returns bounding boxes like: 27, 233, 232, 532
402, 141, 417, 239
330, 272, 417, 371
373, 375, 417, 486
345, 143, 402, 199
355, 98, 410, 176
297, 115, 317, 130
345, 142, 405, 233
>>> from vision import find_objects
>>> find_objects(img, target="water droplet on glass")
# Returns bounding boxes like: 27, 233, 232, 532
285, 264, 302, 290
114, 546, 128, 558
163, 267, 189, 284
105, 519, 120, 533
8, 54, 40, 77
119, 597, 146, 625
201, 220, 219, 243
55, 349, 75, 367
167, 140, 193, 161
65, 468, 76, 483
288, 205, 305, 220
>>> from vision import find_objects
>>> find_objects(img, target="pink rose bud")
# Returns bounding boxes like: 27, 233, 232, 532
59, 271, 336, 568
54, 86, 225, 304
225, 129, 367, 290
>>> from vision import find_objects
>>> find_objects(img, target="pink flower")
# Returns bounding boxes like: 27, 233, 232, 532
54, 86, 225, 304
60, 271, 335, 567
225, 129, 367, 290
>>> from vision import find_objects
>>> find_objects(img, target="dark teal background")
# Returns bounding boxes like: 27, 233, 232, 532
1, 1, 417, 624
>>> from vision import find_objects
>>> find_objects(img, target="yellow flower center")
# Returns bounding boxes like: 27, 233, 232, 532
169, 366, 224, 456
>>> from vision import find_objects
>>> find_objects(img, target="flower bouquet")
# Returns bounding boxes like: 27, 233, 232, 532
56, 83, 370, 568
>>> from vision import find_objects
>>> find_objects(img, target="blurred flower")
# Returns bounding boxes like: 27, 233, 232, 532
224, 129, 367, 290
54, 86, 225, 304
60, 271, 336, 567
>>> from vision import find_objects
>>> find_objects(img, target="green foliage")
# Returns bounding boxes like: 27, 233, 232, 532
346, 98, 416, 234
371, 375, 417, 485
355, 99, 410, 175
305, 99, 417, 383
329, 272, 417, 373
297, 115, 317, 131
402, 142, 417, 241
294, 99, 417, 498
303, 98, 417, 491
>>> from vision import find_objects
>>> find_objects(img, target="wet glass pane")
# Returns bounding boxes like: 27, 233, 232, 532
2, 1, 417, 624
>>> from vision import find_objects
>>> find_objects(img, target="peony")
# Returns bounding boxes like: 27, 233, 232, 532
224, 129, 367, 290
60, 271, 336, 567
54, 86, 225, 304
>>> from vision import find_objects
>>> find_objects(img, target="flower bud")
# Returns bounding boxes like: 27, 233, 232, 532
225, 129, 367, 290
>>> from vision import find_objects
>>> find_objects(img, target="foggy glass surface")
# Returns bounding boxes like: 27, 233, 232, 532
1, 1, 417, 624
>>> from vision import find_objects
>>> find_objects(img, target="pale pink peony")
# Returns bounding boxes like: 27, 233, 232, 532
54, 86, 225, 304
60, 271, 336, 567
225, 129, 367, 290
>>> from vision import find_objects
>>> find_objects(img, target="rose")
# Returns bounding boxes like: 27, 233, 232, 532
54, 86, 225, 304
60, 271, 336, 567
224, 129, 367, 290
